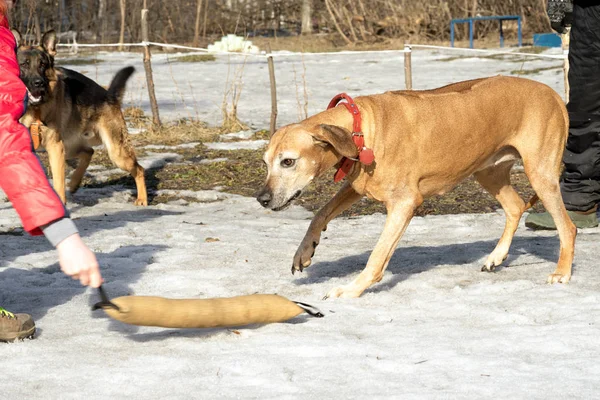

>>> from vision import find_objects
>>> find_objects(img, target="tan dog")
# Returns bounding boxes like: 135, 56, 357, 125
257, 76, 576, 299
13, 30, 147, 206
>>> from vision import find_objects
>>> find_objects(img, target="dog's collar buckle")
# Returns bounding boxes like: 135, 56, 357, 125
327, 94, 375, 183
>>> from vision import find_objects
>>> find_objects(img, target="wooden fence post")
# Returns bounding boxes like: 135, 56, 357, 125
404, 45, 412, 90
118, 0, 126, 51
267, 44, 278, 135
561, 27, 570, 104
141, 8, 161, 127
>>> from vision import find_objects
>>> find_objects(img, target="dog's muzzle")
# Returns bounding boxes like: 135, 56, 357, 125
256, 189, 302, 211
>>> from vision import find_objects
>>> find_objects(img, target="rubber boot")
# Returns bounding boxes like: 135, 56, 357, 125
525, 205, 599, 230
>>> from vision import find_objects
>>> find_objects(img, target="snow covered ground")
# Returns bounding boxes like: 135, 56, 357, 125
2, 46, 599, 399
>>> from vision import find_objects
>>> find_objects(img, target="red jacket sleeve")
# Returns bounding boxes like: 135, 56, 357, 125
0, 23, 67, 235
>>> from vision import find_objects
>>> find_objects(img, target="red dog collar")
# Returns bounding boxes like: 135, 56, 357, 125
327, 93, 374, 182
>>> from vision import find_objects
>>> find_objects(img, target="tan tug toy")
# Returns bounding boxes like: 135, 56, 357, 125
93, 286, 324, 329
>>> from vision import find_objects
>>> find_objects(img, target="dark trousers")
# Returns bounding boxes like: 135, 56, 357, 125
561, 0, 600, 211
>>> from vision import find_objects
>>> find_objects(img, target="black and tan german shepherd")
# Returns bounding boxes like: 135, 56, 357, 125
12, 29, 147, 206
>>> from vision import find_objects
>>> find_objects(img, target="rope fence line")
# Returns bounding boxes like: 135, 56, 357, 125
406, 43, 566, 59
55, 36, 568, 128
57, 41, 566, 60
57, 41, 412, 58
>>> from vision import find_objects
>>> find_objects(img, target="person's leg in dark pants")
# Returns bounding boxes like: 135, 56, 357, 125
526, 0, 600, 229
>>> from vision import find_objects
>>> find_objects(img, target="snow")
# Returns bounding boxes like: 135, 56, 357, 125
57, 46, 566, 129
205, 140, 268, 150
2, 47, 599, 398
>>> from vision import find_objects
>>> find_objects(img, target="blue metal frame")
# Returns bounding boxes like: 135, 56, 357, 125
450, 15, 522, 48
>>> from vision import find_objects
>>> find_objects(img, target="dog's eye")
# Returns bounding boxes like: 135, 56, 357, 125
281, 158, 296, 168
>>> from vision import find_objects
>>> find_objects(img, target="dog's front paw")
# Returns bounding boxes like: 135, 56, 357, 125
547, 272, 571, 284
481, 253, 508, 272
135, 198, 148, 206
323, 284, 363, 299
291, 238, 319, 274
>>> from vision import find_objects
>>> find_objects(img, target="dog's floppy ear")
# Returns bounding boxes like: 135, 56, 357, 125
11, 29, 23, 48
312, 124, 358, 159
41, 30, 57, 57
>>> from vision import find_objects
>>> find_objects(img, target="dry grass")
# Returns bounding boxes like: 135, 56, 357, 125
60, 58, 105, 66
35, 128, 542, 215
136, 120, 221, 146
510, 66, 562, 76
123, 106, 149, 129
250, 34, 526, 54
145, 147, 541, 215
122, 108, 221, 145
174, 54, 216, 63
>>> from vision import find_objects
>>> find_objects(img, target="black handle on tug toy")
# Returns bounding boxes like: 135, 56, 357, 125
93, 285, 324, 329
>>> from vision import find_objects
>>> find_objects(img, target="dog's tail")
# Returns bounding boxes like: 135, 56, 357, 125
107, 66, 135, 104
524, 194, 539, 210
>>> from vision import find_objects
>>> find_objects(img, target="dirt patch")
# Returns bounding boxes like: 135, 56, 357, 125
34, 127, 542, 216
71, 145, 540, 215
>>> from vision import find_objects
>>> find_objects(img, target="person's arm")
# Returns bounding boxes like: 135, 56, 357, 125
547, 0, 573, 33
0, 26, 67, 233
0, 24, 102, 287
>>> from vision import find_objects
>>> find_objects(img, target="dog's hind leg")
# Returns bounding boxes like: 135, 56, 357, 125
68, 148, 94, 194
523, 160, 576, 283
99, 123, 148, 206
44, 132, 67, 204
474, 161, 526, 272
292, 182, 362, 274
324, 193, 421, 299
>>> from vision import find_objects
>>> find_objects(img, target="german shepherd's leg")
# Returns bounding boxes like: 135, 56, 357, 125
68, 148, 94, 194
292, 182, 362, 273
324, 193, 422, 299
99, 121, 148, 206
474, 162, 526, 272
44, 131, 67, 204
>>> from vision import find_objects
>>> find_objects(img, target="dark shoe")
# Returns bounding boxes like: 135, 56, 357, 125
525, 207, 599, 230
0, 308, 36, 342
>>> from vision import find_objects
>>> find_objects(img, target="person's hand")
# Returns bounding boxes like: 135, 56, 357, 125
56, 234, 103, 288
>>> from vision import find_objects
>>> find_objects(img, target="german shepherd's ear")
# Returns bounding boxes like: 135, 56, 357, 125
10, 29, 23, 47
41, 30, 57, 57
312, 124, 358, 159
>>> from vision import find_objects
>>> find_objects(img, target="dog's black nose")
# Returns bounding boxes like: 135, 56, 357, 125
256, 190, 272, 208
33, 78, 44, 88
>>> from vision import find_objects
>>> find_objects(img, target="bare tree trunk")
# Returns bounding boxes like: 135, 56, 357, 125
325, 0, 352, 45
343, 7, 359, 43
98, 0, 108, 43
193, 0, 203, 46
119, 0, 126, 50
463, 0, 469, 39
348, 0, 367, 41
301, 0, 312, 35
356, 0, 372, 36
33, 10, 41, 43
202, 0, 209, 38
